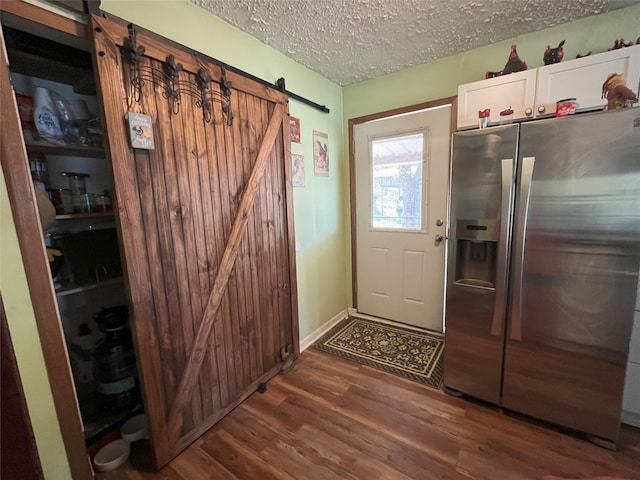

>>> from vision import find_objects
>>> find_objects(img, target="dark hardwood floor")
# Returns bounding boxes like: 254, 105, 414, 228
99, 348, 640, 479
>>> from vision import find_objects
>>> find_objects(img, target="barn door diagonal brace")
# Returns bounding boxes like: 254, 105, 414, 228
166, 102, 287, 441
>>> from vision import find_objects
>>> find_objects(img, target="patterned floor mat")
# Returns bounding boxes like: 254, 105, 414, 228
313, 317, 444, 389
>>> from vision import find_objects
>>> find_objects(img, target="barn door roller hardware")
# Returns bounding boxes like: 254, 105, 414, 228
123, 25, 233, 126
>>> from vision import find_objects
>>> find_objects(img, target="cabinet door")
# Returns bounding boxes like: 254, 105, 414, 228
535, 45, 640, 118
91, 15, 298, 468
457, 69, 536, 129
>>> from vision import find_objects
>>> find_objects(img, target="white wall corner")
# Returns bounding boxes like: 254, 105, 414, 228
300, 308, 349, 352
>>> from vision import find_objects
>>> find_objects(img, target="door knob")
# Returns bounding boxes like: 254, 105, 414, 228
435, 219, 443, 227
435, 234, 444, 243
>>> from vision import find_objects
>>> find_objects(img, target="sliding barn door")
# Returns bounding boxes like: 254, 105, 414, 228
90, 15, 298, 467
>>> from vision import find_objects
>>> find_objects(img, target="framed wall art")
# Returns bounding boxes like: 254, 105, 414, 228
291, 154, 305, 187
313, 130, 329, 177
290, 116, 301, 143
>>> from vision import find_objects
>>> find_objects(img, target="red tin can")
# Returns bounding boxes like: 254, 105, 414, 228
556, 98, 576, 117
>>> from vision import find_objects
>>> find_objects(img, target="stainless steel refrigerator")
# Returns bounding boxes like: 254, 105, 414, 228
444, 107, 640, 447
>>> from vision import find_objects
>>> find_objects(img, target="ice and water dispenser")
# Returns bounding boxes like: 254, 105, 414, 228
453, 219, 498, 289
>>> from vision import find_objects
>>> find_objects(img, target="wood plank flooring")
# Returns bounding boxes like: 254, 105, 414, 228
98, 348, 640, 480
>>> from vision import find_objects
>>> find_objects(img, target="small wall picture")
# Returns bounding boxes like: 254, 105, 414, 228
292, 154, 305, 187
313, 130, 329, 177
290, 116, 301, 143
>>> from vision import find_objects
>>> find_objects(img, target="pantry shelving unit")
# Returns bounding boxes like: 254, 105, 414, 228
4, 12, 142, 468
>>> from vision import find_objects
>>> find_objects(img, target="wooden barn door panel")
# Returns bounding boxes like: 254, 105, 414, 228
90, 15, 297, 467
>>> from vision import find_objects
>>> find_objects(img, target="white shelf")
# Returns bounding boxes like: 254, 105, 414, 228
55, 212, 113, 220
55, 276, 123, 297
25, 138, 105, 159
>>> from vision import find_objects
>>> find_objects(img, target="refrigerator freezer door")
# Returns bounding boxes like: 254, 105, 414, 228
503, 108, 640, 443
444, 124, 519, 403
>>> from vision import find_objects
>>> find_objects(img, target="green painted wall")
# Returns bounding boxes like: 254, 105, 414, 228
3, 2, 639, 478
0, 168, 71, 480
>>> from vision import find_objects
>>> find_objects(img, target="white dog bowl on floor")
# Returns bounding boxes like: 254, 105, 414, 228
93, 439, 130, 472
120, 414, 149, 442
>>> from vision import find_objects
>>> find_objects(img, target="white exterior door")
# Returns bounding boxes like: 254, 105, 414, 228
354, 105, 451, 332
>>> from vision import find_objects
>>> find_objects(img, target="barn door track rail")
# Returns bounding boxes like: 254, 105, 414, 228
123, 25, 233, 125
276, 77, 329, 114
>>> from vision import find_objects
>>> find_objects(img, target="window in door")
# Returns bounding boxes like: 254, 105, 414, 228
371, 133, 425, 231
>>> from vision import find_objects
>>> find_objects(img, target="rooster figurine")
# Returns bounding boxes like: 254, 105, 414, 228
608, 38, 636, 50
486, 45, 528, 79
544, 40, 565, 65
602, 73, 638, 110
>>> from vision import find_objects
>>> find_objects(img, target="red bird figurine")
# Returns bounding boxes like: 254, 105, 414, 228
609, 38, 635, 50
486, 45, 528, 79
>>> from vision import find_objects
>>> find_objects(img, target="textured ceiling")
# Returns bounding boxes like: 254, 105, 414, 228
192, 0, 638, 86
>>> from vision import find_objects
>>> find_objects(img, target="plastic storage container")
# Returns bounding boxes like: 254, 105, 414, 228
92, 305, 139, 411
59, 171, 89, 212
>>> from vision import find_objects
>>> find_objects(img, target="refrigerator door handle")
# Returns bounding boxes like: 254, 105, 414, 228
490, 158, 514, 337
510, 156, 535, 341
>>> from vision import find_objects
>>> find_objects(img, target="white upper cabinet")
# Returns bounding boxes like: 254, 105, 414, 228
457, 45, 640, 130
457, 69, 537, 129
535, 45, 640, 118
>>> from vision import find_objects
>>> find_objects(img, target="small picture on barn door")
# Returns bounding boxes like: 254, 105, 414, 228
127, 112, 155, 150
292, 154, 305, 187
313, 130, 329, 177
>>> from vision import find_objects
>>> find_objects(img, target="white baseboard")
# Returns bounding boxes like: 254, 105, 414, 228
622, 409, 640, 428
300, 308, 349, 352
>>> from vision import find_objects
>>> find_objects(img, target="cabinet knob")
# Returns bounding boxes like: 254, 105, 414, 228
537, 105, 546, 114
525, 108, 533, 116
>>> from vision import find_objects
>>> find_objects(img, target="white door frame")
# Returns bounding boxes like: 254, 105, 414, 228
348, 97, 457, 322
